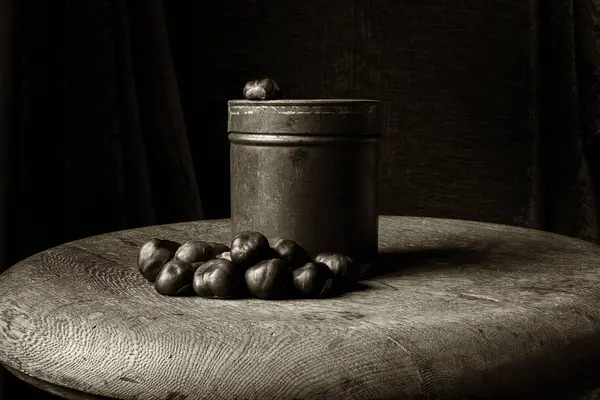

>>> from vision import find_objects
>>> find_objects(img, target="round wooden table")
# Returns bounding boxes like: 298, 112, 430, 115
2, 216, 600, 400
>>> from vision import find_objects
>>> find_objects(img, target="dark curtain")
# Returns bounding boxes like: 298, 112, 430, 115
541, 0, 600, 242
1, 0, 600, 399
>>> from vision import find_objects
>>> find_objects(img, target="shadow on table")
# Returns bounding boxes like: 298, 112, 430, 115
370, 245, 495, 278
346, 245, 497, 294
347, 236, 556, 295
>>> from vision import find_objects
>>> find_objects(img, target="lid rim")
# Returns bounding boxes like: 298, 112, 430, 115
228, 99, 381, 106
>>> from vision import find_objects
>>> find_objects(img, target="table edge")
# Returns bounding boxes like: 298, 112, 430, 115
3, 364, 118, 400
39, 215, 600, 256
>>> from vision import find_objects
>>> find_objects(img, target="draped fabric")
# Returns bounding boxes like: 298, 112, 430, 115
0, 0, 205, 272
1, 0, 600, 398
541, 0, 600, 243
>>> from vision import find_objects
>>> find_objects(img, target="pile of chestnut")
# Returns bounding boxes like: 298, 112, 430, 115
138, 231, 358, 300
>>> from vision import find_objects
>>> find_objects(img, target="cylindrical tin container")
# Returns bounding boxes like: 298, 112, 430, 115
228, 99, 381, 273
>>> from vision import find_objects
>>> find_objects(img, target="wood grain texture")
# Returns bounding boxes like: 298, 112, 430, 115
2, 216, 600, 399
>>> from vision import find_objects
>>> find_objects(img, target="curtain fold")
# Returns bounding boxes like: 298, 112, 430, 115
0, 0, 17, 271
0, 0, 204, 272
540, 0, 600, 243
575, 0, 600, 239
125, 0, 204, 224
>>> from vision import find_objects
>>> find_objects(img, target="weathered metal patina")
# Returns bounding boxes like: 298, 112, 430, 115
228, 99, 381, 272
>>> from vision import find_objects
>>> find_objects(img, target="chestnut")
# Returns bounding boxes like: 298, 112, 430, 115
271, 238, 310, 271
245, 259, 291, 300
292, 262, 334, 299
193, 258, 246, 299
243, 78, 281, 100
208, 242, 230, 256
138, 238, 180, 282
230, 231, 271, 268
314, 252, 358, 292
174, 241, 214, 264
154, 260, 194, 296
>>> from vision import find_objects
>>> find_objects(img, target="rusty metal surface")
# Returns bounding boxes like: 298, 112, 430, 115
228, 99, 381, 267
228, 99, 381, 135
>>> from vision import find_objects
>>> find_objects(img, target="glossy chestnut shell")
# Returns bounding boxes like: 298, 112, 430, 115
271, 238, 310, 271
292, 262, 333, 298
174, 241, 214, 264
138, 238, 180, 282
193, 258, 246, 299
154, 260, 194, 296
245, 259, 291, 300
230, 231, 271, 268
314, 252, 358, 292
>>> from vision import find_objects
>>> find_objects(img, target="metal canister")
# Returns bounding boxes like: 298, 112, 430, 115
227, 99, 381, 272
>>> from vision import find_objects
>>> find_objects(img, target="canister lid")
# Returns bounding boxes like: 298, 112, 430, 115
227, 99, 381, 135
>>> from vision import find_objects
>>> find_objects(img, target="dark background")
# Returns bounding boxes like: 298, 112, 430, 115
1, 0, 600, 398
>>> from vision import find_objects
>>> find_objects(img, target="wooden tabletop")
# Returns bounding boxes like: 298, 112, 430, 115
2, 216, 600, 400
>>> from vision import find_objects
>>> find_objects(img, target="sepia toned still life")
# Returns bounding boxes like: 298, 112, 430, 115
3, 1, 600, 393
1, 73, 600, 400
